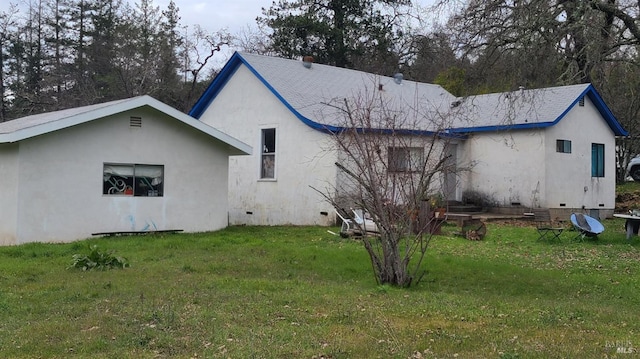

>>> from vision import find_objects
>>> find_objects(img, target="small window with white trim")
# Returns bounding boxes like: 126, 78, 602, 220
261, 128, 276, 179
103, 163, 164, 196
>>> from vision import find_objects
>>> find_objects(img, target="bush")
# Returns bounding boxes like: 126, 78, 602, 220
69, 245, 129, 271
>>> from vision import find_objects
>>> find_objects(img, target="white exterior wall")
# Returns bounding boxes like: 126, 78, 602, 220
460, 96, 616, 211
461, 130, 546, 207
0, 144, 19, 245
199, 65, 338, 225
544, 96, 616, 210
13, 107, 231, 244
334, 134, 451, 207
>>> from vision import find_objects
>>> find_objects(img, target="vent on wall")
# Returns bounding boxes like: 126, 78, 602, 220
130, 116, 142, 127
579, 97, 585, 107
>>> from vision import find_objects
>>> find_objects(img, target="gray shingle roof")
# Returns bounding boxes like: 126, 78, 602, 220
190, 52, 627, 136
205, 52, 457, 132
0, 96, 252, 154
0, 98, 132, 134
449, 84, 591, 130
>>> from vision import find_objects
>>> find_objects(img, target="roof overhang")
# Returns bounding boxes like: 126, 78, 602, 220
3, 95, 252, 155
449, 84, 628, 136
190, 52, 465, 139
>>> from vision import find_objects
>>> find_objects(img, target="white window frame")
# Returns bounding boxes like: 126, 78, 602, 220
388, 147, 424, 173
260, 128, 277, 180
103, 163, 164, 197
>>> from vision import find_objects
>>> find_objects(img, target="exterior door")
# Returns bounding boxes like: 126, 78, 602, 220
443, 144, 458, 201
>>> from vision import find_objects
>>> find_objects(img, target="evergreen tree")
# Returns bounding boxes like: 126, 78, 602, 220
259, 0, 409, 73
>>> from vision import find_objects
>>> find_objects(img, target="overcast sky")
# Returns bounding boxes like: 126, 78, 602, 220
155, 0, 271, 34
1, 0, 271, 33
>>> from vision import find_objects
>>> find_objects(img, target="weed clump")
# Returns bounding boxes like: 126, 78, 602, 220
69, 245, 129, 271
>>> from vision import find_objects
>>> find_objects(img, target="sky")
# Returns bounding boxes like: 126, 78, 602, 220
1, 0, 272, 34
155, 0, 275, 66
155, 0, 272, 35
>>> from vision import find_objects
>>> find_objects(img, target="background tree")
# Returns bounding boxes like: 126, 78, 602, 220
258, 0, 411, 74
0, 5, 19, 121
179, 25, 232, 112
0, 0, 230, 118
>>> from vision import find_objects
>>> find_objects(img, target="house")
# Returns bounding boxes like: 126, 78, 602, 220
0, 95, 250, 245
189, 52, 627, 225
450, 85, 627, 218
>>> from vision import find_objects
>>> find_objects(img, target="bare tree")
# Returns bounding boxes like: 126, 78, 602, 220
180, 25, 231, 110
316, 83, 456, 287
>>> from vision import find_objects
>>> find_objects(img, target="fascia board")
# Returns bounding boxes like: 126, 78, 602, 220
189, 52, 244, 119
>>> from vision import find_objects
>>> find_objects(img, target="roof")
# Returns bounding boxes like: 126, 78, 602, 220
449, 84, 628, 136
0, 95, 252, 155
190, 52, 628, 137
190, 52, 457, 135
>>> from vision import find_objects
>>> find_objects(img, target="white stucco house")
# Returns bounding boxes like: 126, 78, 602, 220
189, 52, 627, 225
0, 95, 250, 245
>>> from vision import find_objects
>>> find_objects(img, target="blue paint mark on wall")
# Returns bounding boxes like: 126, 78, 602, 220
127, 215, 136, 230
140, 220, 158, 232
125, 215, 159, 232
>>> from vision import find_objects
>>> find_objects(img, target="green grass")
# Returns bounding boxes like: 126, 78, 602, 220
617, 180, 640, 194
0, 222, 639, 358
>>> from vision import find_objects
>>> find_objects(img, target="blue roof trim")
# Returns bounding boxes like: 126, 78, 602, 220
451, 84, 628, 136
189, 52, 244, 118
451, 121, 556, 134
190, 54, 626, 138
584, 84, 628, 136
188, 52, 341, 132
190, 52, 468, 139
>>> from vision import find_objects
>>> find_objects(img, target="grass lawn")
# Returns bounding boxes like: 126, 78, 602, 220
0, 219, 639, 358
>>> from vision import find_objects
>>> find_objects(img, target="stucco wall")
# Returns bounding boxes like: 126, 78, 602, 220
461, 130, 546, 208
14, 107, 231, 244
460, 96, 616, 211
334, 134, 454, 206
199, 65, 338, 225
544, 96, 616, 211
0, 144, 19, 245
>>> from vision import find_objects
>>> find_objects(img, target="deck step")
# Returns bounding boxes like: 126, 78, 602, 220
447, 204, 484, 213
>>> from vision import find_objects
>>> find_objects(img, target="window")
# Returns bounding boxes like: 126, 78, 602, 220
591, 143, 605, 177
103, 164, 164, 196
388, 147, 423, 172
261, 128, 276, 179
556, 139, 571, 153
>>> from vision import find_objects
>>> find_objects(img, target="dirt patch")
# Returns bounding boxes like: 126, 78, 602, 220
616, 191, 640, 212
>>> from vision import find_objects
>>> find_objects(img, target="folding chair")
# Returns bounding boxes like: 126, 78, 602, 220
533, 208, 564, 241
335, 208, 379, 238
570, 213, 604, 241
